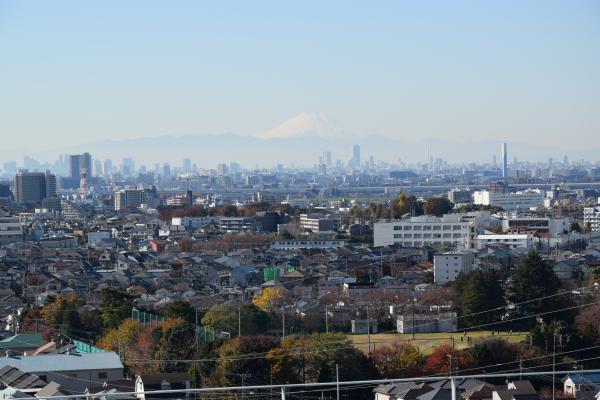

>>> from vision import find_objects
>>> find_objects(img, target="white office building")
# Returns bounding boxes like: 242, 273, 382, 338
477, 233, 534, 250
497, 213, 570, 236
433, 251, 475, 284
373, 212, 489, 248
583, 207, 600, 232
473, 189, 544, 211
171, 216, 219, 230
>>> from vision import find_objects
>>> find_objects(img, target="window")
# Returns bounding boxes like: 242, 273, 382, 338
99, 372, 108, 379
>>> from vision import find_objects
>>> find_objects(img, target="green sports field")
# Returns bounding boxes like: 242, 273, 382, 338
349, 331, 528, 355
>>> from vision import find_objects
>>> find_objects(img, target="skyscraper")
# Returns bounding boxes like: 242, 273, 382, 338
323, 151, 332, 167
501, 143, 508, 179
183, 158, 192, 173
69, 153, 92, 179
350, 145, 361, 169
103, 159, 113, 176
14, 170, 57, 205
122, 157, 135, 176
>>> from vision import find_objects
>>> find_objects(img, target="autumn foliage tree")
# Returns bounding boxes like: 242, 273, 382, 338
369, 342, 422, 378
423, 343, 475, 374
252, 288, 284, 312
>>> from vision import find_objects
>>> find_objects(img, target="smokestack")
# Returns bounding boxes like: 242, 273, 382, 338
502, 143, 508, 179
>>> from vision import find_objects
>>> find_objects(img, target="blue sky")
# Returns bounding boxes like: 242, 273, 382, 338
1, 1, 599, 153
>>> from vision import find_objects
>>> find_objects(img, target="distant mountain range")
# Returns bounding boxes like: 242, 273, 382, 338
2, 112, 598, 167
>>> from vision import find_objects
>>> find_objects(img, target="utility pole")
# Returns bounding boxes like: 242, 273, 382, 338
519, 356, 523, 380
412, 297, 416, 340
552, 331, 556, 400
367, 305, 371, 355
325, 304, 329, 334
195, 309, 199, 352
238, 305, 242, 338
336, 364, 340, 400
282, 306, 286, 341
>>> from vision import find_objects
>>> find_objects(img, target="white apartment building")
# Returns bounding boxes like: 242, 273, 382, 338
299, 213, 339, 232
477, 233, 534, 250
473, 189, 545, 211
171, 216, 219, 230
0, 214, 23, 245
583, 206, 600, 232
433, 251, 475, 284
373, 213, 489, 248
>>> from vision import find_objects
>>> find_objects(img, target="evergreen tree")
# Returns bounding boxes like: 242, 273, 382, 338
459, 270, 505, 328
510, 252, 561, 318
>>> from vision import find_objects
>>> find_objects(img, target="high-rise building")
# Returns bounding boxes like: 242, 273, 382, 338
14, 170, 57, 205
114, 187, 159, 211
501, 143, 508, 179
323, 151, 332, 167
69, 153, 92, 179
93, 159, 102, 177
103, 159, 113, 176
122, 157, 135, 176
183, 158, 192, 173
349, 145, 361, 169
216, 163, 228, 175
162, 163, 171, 178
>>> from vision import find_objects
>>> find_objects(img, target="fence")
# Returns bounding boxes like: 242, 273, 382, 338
131, 308, 230, 343
73, 339, 104, 353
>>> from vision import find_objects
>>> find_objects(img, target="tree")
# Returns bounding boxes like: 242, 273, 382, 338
369, 342, 422, 378
423, 197, 454, 217
41, 294, 82, 337
212, 335, 280, 385
465, 339, 521, 373
570, 222, 582, 233
424, 343, 475, 374
152, 318, 197, 372
201, 303, 269, 337
390, 193, 423, 219
177, 236, 194, 252
575, 304, 600, 342
510, 252, 561, 319
530, 320, 571, 353
252, 288, 284, 312
458, 270, 505, 328
165, 300, 196, 324
267, 333, 376, 384
100, 289, 137, 329
98, 318, 140, 358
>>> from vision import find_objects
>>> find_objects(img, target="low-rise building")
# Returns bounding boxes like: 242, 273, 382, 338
584, 206, 600, 232
395, 312, 457, 334
299, 213, 339, 232
0, 214, 22, 245
433, 251, 475, 284
477, 233, 534, 250
374, 213, 489, 248
473, 189, 544, 211
0, 352, 124, 393
498, 213, 570, 236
